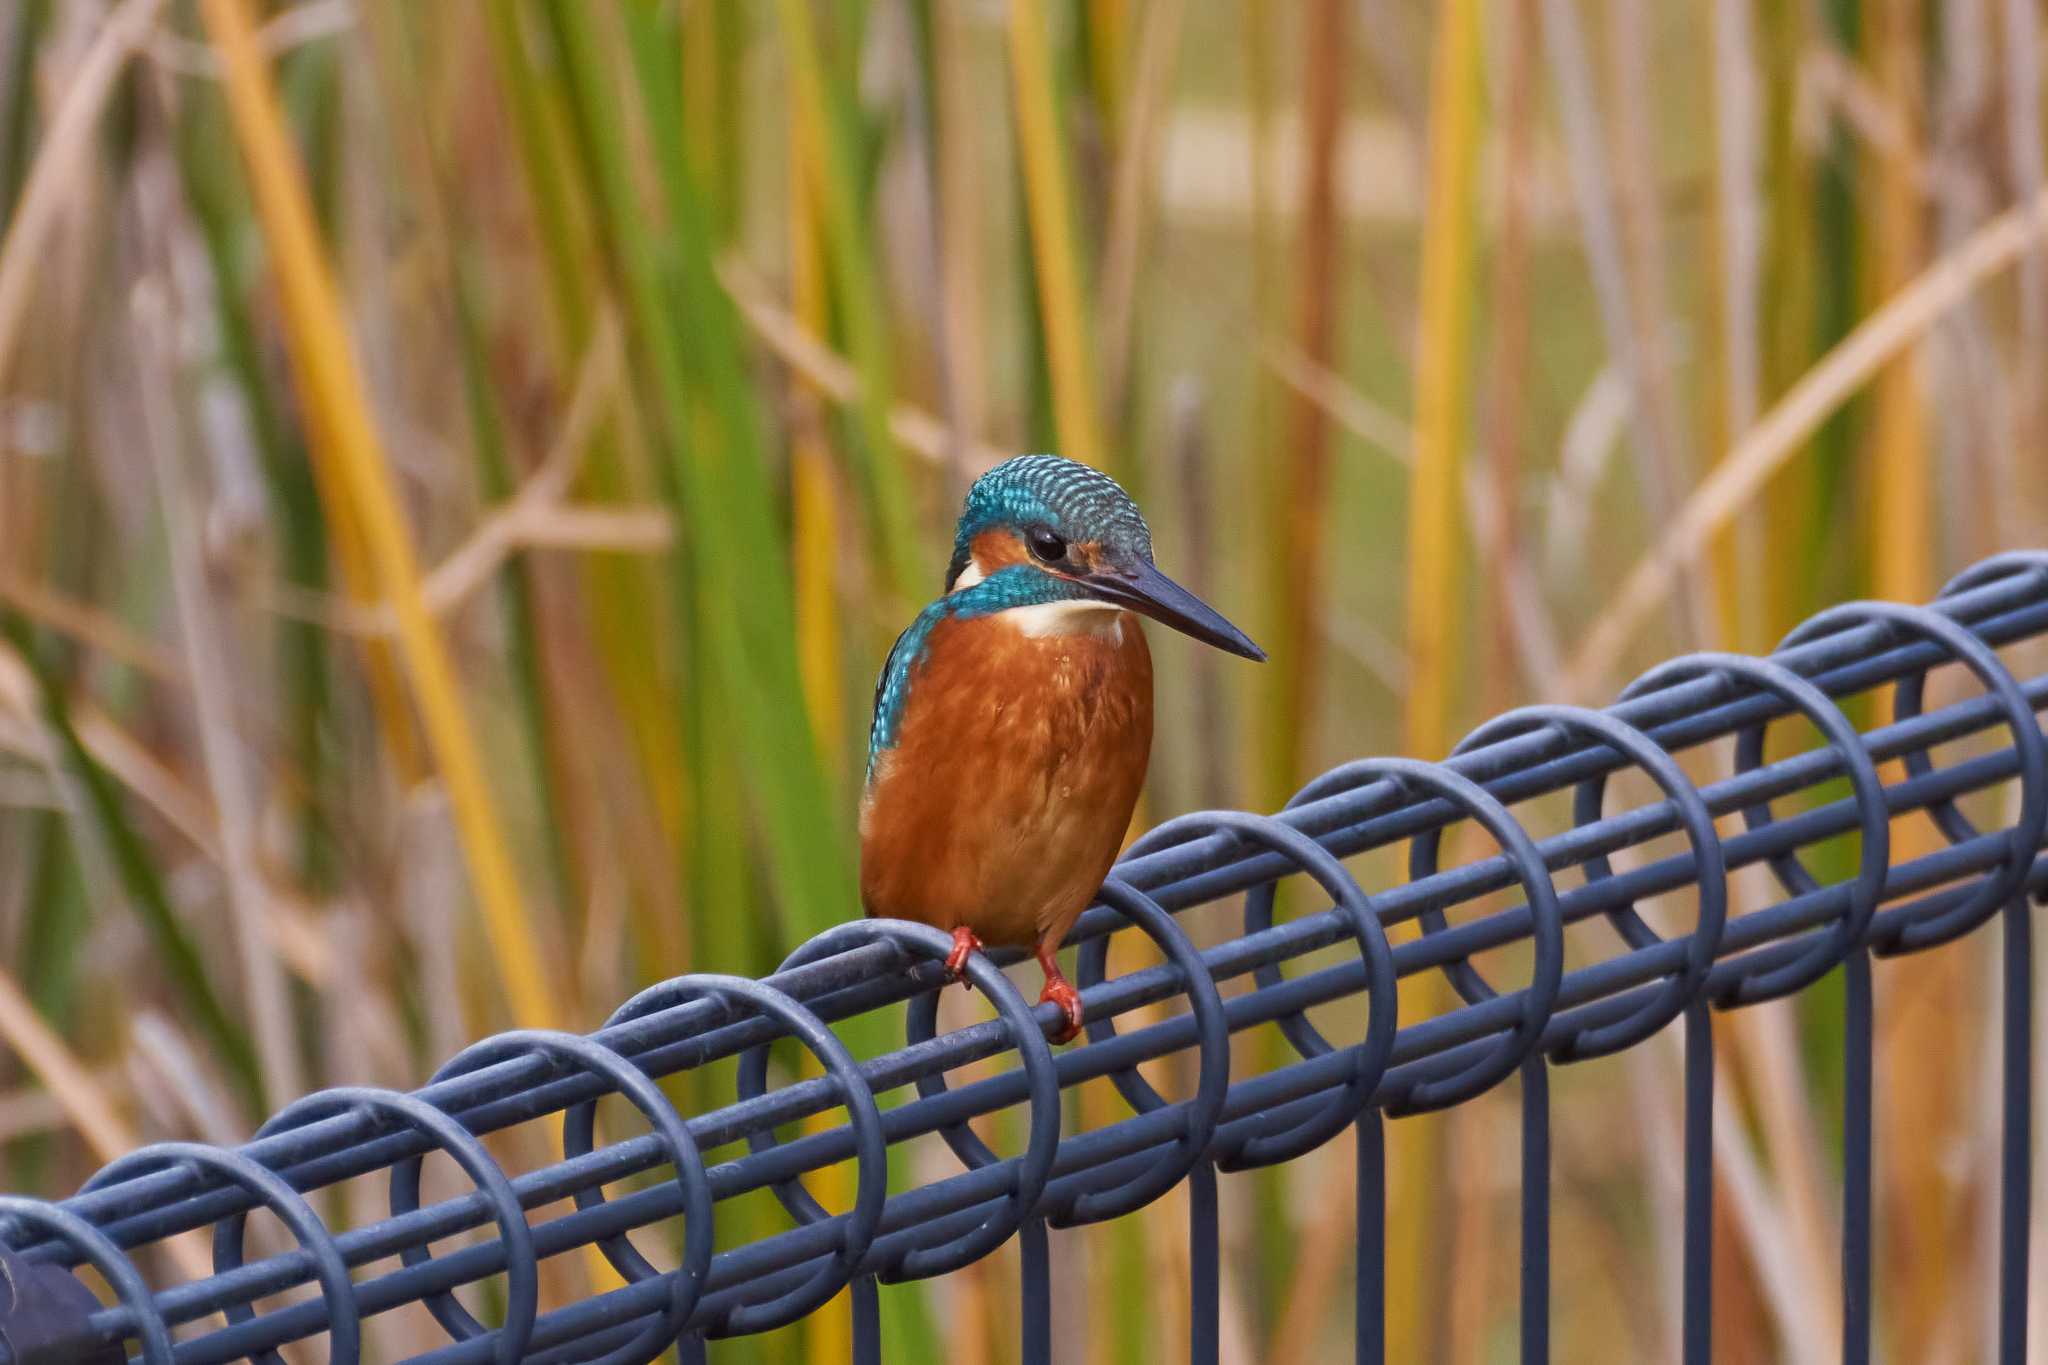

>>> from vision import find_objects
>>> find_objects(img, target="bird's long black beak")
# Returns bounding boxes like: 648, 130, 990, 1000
1085, 560, 1266, 661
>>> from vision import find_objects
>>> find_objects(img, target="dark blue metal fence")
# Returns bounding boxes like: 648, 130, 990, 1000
4, 551, 2048, 1363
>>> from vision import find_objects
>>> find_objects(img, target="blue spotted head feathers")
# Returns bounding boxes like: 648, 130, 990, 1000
945, 455, 1152, 590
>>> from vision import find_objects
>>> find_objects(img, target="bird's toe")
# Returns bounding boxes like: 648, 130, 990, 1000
944, 925, 985, 987
1039, 977, 1085, 1044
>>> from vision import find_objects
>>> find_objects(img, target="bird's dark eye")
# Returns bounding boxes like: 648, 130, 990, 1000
1026, 527, 1068, 563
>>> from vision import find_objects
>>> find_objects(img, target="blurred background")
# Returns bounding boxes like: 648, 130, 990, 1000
3, 0, 2048, 1360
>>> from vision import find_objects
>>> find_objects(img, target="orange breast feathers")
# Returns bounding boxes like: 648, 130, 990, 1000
860, 609, 1153, 950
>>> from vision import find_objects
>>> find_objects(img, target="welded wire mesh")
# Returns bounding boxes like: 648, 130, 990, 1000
4, 551, 2048, 1364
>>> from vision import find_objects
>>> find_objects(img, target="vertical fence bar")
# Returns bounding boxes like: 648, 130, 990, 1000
1189, 1161, 1219, 1365
1680, 1001, 1713, 1365
1021, 1216, 1052, 1365
1843, 951, 1874, 1365
2000, 895, 2033, 1365
1357, 1110, 1385, 1365
851, 1275, 880, 1365
1521, 1057, 1550, 1364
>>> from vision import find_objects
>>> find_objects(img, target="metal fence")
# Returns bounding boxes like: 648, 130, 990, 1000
4, 551, 2048, 1365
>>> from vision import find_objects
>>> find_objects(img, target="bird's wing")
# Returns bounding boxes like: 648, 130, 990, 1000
866, 619, 919, 777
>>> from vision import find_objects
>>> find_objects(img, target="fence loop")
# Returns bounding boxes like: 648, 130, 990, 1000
1167, 805, 1398, 1166
431, 1030, 713, 1365
263, 1087, 537, 1365
0, 1198, 174, 1365
1397, 756, 1567, 1111
1939, 550, 2048, 601
80, 1143, 361, 1365
783, 919, 1060, 1281
1810, 600, 2048, 952
1629, 653, 1890, 1005
1057, 875, 1230, 1222
609, 974, 883, 1335
1545, 704, 1732, 1058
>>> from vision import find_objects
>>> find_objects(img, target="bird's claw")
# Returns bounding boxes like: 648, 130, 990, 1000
1038, 975, 1085, 1045
944, 926, 984, 992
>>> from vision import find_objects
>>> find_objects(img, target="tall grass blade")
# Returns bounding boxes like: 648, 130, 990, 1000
131, 266, 303, 1110
545, 4, 852, 943
786, 59, 854, 1364
0, 0, 164, 380
3, 616, 262, 1105
923, 0, 991, 498
482, 0, 694, 977
388, 1, 580, 922
1262, 0, 1347, 811
1860, 2, 1955, 1353
1481, 0, 1538, 703
1708, 0, 1765, 653
774, 0, 926, 606
198, 0, 559, 1031
0, 0, 51, 231
1008, 0, 1108, 474
1248, 0, 1354, 1333
2002, 0, 2045, 547
176, 89, 341, 888
0, 954, 133, 1166
1392, 2, 1484, 1360
789, 100, 847, 773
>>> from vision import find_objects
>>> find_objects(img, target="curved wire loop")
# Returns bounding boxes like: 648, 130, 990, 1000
1939, 549, 2048, 601
77, 1143, 361, 1365
1801, 599, 2048, 952
1136, 807, 1398, 1167
0, 1197, 175, 1365
428, 1030, 714, 1365
606, 974, 884, 1335
1626, 652, 1890, 1005
780, 919, 1060, 1281
1041, 876, 1227, 1224
1391, 757, 1567, 1111
256, 1087, 536, 1365
1531, 703, 1734, 1059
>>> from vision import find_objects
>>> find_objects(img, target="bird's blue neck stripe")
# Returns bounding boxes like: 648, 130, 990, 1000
866, 566, 1091, 783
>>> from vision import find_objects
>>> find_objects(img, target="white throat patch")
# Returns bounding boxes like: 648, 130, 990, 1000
950, 555, 1125, 640
1005, 599, 1125, 640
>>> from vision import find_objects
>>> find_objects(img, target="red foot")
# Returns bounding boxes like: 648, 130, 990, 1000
1036, 943, 1085, 1044
945, 926, 984, 991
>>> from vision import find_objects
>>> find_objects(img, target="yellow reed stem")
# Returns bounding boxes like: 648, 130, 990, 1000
1391, 0, 1484, 1357
1405, 0, 1484, 763
199, 0, 557, 1032
1862, 2, 1952, 1355
1866, 12, 1931, 612
789, 55, 846, 771
1008, 0, 1108, 472
790, 87, 852, 1365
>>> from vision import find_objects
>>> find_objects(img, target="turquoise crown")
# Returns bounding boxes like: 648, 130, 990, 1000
945, 455, 1151, 590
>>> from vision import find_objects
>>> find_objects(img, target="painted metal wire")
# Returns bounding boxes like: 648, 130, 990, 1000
4, 551, 2048, 1365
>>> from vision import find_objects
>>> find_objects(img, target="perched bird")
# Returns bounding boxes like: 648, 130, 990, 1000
861, 455, 1265, 1042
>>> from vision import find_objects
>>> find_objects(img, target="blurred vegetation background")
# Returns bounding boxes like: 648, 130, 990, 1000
2, 0, 2047, 1360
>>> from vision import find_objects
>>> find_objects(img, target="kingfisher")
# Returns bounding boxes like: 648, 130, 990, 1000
861, 454, 1264, 1043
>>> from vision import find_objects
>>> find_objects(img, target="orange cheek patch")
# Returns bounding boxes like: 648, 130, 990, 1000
969, 529, 1031, 573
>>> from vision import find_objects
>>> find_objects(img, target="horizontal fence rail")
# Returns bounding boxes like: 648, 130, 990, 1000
4, 552, 2048, 1364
